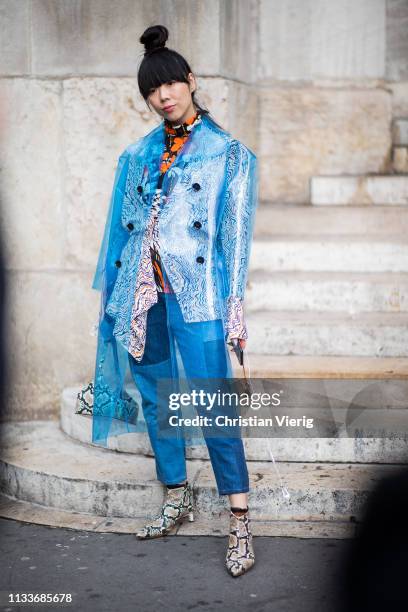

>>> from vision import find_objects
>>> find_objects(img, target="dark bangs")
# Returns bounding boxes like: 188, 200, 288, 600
138, 49, 191, 100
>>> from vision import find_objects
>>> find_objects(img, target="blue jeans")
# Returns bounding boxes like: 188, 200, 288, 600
128, 291, 249, 496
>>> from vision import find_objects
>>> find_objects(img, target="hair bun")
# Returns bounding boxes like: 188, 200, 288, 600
140, 25, 168, 55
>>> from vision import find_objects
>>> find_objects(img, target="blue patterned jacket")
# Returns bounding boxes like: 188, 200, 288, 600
92, 112, 259, 351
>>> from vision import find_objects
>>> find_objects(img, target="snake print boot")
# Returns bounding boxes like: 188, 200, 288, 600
136, 482, 194, 539
225, 509, 255, 577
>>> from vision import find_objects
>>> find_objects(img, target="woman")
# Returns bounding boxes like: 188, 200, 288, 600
91, 24, 258, 577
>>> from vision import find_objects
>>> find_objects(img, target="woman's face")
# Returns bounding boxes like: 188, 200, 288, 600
147, 73, 196, 124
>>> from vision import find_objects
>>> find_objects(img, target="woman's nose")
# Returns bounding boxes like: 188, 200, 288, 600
159, 85, 171, 100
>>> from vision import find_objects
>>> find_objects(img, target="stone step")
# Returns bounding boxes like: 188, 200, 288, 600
393, 119, 408, 146
245, 354, 408, 379
0, 493, 356, 538
1, 421, 405, 524
246, 270, 408, 313
62, 385, 408, 464
254, 203, 408, 236
250, 235, 408, 273
245, 270, 408, 314
245, 310, 408, 357
310, 175, 408, 205
392, 146, 408, 174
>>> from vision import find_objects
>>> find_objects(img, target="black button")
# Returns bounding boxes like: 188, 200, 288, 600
196, 256, 204, 264
192, 182, 201, 191
127, 222, 134, 231
193, 221, 202, 229
115, 260, 121, 268
137, 185, 143, 193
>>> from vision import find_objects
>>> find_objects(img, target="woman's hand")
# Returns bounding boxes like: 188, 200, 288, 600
228, 337, 246, 351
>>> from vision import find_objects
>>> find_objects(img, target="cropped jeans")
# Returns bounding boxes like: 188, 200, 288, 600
128, 290, 249, 496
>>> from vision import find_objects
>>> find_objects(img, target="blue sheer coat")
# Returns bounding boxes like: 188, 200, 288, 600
91, 112, 259, 447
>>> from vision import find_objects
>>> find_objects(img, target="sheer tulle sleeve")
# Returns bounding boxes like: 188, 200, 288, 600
217, 140, 259, 340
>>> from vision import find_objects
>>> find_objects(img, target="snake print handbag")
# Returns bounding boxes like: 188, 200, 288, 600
76, 381, 95, 415
75, 380, 139, 422
75, 337, 139, 421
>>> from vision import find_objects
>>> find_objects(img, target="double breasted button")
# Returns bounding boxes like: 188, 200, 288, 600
196, 256, 204, 264
127, 222, 134, 231
137, 185, 143, 194
192, 182, 201, 191
115, 260, 121, 268
193, 221, 202, 229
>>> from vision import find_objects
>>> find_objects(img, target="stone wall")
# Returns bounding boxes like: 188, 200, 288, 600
0, 0, 406, 419
258, 0, 407, 203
